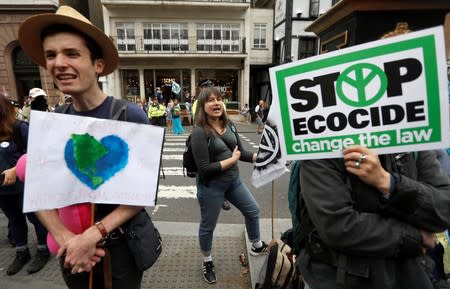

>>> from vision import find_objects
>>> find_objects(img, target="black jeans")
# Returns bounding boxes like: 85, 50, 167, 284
60, 237, 143, 289
0, 193, 47, 247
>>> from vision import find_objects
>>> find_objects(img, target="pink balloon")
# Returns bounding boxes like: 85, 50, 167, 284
16, 154, 27, 181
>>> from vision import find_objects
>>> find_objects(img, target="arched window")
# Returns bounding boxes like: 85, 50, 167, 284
13, 46, 41, 104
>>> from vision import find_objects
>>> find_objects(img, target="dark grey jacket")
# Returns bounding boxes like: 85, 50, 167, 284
191, 125, 253, 182
298, 151, 450, 289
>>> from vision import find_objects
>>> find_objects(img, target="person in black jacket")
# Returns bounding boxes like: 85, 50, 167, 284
0, 95, 50, 275
191, 87, 268, 284
298, 145, 450, 289
296, 23, 450, 289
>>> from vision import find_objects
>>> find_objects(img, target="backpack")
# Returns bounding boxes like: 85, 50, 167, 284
183, 134, 199, 177
55, 97, 128, 121
255, 239, 296, 289
183, 134, 212, 178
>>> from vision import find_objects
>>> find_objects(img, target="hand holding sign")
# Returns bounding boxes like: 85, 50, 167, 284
342, 145, 391, 195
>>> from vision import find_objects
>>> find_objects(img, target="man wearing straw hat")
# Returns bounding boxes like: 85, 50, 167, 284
18, 5, 149, 289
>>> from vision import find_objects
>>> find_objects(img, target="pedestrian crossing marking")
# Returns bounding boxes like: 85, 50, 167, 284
163, 148, 185, 152
158, 185, 197, 199
163, 155, 183, 160
164, 142, 185, 146
160, 168, 186, 175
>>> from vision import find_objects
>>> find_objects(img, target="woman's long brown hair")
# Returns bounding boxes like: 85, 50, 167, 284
0, 95, 16, 141
194, 87, 229, 136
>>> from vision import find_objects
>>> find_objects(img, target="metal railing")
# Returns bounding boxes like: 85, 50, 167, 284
105, 0, 249, 2
111, 36, 247, 54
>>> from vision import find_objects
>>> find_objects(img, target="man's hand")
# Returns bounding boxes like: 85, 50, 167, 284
58, 226, 105, 274
343, 145, 391, 195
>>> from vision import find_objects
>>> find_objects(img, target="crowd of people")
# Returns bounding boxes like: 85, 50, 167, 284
0, 5, 270, 288
2, 5, 450, 289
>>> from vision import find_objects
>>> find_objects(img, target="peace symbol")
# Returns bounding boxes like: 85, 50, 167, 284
336, 63, 388, 107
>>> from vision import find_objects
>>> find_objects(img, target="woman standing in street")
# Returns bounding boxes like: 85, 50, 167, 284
171, 98, 184, 135
190, 87, 268, 284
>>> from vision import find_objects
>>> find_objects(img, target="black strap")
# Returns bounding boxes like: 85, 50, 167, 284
12, 121, 26, 153
336, 254, 347, 288
221, 122, 239, 152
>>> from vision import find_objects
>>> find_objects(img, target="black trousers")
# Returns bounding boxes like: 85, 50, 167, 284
60, 237, 143, 289
0, 193, 48, 247
150, 116, 165, 127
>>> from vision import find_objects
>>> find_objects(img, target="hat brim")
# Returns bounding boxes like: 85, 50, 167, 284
18, 13, 118, 76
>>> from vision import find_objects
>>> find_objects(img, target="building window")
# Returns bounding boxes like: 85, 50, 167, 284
196, 69, 238, 102
196, 24, 240, 52
116, 23, 136, 52
309, 0, 320, 18
120, 69, 140, 102
298, 37, 317, 59
253, 24, 267, 49
143, 23, 188, 52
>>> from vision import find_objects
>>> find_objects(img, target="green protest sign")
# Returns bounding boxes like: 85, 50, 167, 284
270, 26, 449, 160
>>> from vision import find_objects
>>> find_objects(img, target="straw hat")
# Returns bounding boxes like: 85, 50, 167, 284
18, 5, 118, 76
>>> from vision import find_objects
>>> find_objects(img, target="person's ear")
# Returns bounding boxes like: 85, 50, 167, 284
94, 59, 105, 75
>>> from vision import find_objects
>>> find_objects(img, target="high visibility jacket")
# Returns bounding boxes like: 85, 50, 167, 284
148, 103, 166, 118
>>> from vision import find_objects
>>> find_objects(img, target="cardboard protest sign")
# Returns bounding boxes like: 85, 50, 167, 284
23, 111, 164, 212
270, 26, 449, 160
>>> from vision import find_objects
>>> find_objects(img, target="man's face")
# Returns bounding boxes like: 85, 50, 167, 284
43, 32, 105, 97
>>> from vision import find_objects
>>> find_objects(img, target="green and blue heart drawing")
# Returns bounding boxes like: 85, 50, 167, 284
64, 133, 129, 190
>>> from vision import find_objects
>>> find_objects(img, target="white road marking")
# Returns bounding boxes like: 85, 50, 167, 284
157, 185, 197, 199
163, 148, 185, 152
163, 142, 185, 146
163, 155, 183, 160
150, 204, 168, 214
160, 168, 186, 175
165, 135, 188, 138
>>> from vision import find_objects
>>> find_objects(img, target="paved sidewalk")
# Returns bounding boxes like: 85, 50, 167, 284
0, 214, 291, 289
246, 218, 293, 289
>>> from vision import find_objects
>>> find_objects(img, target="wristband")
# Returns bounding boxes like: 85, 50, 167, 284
95, 221, 109, 241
